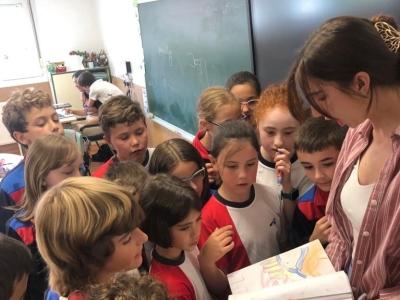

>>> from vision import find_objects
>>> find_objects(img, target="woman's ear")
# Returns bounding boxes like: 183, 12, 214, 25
199, 119, 210, 132
352, 71, 370, 96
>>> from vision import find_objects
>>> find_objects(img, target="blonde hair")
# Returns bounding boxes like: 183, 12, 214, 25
35, 177, 144, 296
18, 135, 80, 221
253, 83, 290, 125
87, 272, 170, 300
197, 86, 239, 121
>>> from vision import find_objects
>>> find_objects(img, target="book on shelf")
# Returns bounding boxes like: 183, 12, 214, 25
227, 240, 353, 300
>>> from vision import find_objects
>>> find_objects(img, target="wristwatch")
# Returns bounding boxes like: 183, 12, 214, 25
281, 188, 299, 201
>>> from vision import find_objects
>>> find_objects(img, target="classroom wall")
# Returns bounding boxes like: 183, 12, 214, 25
32, 0, 105, 63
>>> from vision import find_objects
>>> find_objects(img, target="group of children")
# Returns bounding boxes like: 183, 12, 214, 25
0, 68, 347, 300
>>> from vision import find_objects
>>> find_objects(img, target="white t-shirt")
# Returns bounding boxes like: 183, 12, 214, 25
89, 79, 124, 103
341, 160, 374, 259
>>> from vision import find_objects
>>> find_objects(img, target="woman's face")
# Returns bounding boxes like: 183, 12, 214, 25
307, 79, 369, 128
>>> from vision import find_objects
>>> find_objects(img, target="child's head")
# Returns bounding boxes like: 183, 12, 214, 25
77, 71, 96, 93
105, 160, 150, 195
99, 95, 149, 163
2, 88, 64, 146
296, 118, 347, 191
19, 135, 82, 222
35, 177, 147, 296
225, 71, 261, 120
141, 173, 202, 251
149, 138, 209, 201
0, 234, 33, 300
87, 272, 170, 300
197, 86, 241, 136
254, 83, 300, 161
212, 120, 259, 199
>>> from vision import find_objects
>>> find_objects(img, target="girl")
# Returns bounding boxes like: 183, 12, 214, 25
149, 138, 210, 205
140, 174, 232, 300
35, 177, 148, 300
254, 83, 312, 221
288, 15, 400, 299
225, 71, 261, 122
6, 134, 82, 300
193, 86, 241, 185
198, 120, 282, 297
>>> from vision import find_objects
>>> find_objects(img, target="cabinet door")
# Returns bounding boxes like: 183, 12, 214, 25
51, 73, 83, 109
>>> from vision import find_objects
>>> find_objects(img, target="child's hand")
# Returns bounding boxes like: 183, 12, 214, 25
274, 148, 292, 191
206, 155, 221, 185
199, 225, 234, 264
309, 216, 331, 244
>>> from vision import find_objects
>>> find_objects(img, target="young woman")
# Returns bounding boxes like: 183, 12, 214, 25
288, 15, 400, 299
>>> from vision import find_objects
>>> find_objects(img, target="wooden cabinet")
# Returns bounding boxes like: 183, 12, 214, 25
49, 67, 111, 109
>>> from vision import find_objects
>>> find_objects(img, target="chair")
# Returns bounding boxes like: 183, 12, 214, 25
64, 129, 91, 175
79, 124, 113, 163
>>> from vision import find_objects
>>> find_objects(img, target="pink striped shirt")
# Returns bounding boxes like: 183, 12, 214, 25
326, 119, 400, 299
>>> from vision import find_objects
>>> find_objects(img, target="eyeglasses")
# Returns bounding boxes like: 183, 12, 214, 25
208, 120, 223, 127
240, 99, 259, 110
180, 167, 206, 183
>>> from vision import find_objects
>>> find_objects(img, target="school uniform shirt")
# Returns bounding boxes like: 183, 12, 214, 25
150, 248, 212, 300
199, 183, 282, 275
289, 184, 329, 248
326, 119, 400, 299
88, 79, 123, 104
92, 148, 154, 177
192, 130, 210, 162
6, 216, 47, 300
256, 153, 312, 213
0, 160, 25, 233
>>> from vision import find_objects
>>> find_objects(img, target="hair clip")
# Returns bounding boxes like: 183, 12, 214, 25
374, 21, 400, 53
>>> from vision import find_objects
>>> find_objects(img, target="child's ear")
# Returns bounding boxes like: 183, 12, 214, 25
104, 133, 111, 144
12, 131, 29, 146
198, 119, 210, 132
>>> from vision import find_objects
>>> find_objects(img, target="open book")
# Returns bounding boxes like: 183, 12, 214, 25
227, 240, 353, 300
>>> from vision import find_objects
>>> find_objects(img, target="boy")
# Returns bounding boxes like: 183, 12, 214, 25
92, 95, 154, 177
0, 88, 64, 233
0, 233, 33, 300
290, 117, 347, 248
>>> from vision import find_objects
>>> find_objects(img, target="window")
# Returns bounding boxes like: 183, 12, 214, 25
0, 0, 42, 81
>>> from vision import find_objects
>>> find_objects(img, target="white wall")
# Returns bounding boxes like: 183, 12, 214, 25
32, 0, 104, 63
95, 0, 146, 86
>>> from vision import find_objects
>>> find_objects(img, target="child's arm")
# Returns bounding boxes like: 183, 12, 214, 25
198, 225, 234, 295
275, 148, 298, 223
206, 154, 221, 185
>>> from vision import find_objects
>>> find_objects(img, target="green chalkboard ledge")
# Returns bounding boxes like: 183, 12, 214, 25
147, 114, 195, 143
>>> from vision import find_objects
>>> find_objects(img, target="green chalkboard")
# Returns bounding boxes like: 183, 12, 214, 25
138, 0, 253, 134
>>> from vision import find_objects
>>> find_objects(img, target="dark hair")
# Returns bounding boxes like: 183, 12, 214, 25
140, 174, 202, 248
211, 120, 259, 158
72, 70, 85, 79
288, 16, 400, 120
99, 95, 146, 134
105, 160, 150, 195
77, 71, 96, 87
149, 138, 210, 204
295, 117, 348, 153
0, 234, 33, 299
225, 71, 261, 97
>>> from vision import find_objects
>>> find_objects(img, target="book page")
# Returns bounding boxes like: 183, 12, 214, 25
228, 240, 335, 294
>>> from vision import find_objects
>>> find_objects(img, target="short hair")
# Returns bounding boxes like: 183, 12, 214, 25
18, 135, 81, 221
140, 174, 202, 248
72, 70, 85, 79
197, 86, 239, 122
295, 117, 348, 153
77, 71, 96, 87
87, 272, 170, 300
105, 160, 150, 195
211, 120, 259, 159
2, 88, 53, 141
0, 234, 33, 299
149, 138, 210, 204
225, 71, 261, 97
99, 95, 146, 135
253, 83, 291, 125
35, 177, 144, 296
